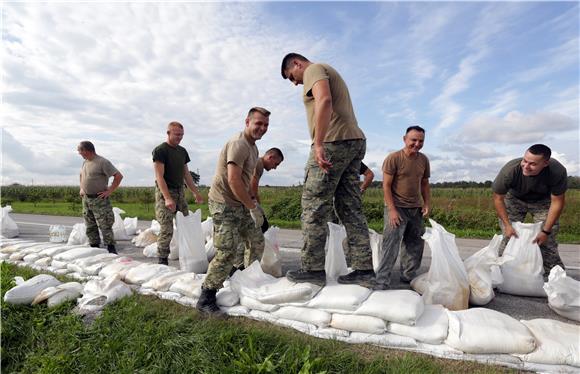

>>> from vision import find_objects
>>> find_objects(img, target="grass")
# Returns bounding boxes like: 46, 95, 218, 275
1, 262, 510, 373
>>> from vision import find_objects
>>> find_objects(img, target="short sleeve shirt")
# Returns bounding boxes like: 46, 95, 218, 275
81, 155, 119, 195
152, 143, 190, 189
254, 158, 265, 180
360, 162, 368, 175
492, 158, 567, 202
302, 63, 365, 143
208, 132, 258, 207
382, 150, 430, 208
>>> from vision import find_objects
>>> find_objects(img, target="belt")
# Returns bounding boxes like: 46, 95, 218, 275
85, 194, 101, 198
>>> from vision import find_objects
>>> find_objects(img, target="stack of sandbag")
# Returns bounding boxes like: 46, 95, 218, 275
67, 253, 119, 276
463, 234, 503, 305
261, 226, 282, 277
516, 319, 580, 367
51, 247, 108, 273
1, 205, 19, 238
411, 219, 469, 311
99, 257, 143, 280
543, 266, 580, 322
32, 282, 84, 307
77, 274, 133, 314
499, 222, 546, 297
3, 274, 62, 304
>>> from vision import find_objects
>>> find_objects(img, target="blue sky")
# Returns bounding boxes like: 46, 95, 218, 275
2, 1, 578, 186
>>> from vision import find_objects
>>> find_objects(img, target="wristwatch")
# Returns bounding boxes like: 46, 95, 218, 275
541, 228, 551, 235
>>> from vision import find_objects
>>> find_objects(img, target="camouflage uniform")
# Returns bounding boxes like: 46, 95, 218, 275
301, 139, 372, 272
375, 206, 425, 287
498, 193, 564, 274
83, 196, 115, 246
155, 186, 189, 259
202, 200, 265, 290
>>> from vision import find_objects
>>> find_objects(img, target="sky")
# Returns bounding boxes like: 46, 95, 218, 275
1, 1, 578, 187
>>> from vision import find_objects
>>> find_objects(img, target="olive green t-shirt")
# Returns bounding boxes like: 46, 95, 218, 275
302, 63, 365, 143
382, 150, 430, 208
152, 143, 191, 189
254, 158, 265, 180
492, 158, 567, 202
208, 132, 258, 207
81, 155, 119, 195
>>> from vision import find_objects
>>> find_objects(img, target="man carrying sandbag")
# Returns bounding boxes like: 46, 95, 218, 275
197, 107, 270, 314
493, 144, 568, 275
153, 121, 204, 265
78, 141, 123, 254
374, 126, 431, 290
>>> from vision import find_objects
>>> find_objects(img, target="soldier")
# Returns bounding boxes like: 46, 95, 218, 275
281, 53, 374, 286
78, 141, 123, 254
197, 107, 270, 314
153, 121, 204, 265
493, 144, 568, 275
374, 126, 431, 290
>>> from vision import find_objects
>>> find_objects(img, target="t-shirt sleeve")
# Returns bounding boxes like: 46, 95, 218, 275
423, 157, 431, 179
550, 165, 568, 196
226, 141, 248, 169
359, 162, 368, 175
382, 154, 397, 175
303, 64, 329, 97
183, 148, 191, 164
492, 163, 514, 194
152, 146, 165, 163
254, 160, 264, 179
102, 159, 119, 178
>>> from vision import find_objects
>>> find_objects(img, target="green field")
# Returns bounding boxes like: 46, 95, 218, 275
1, 262, 508, 373
2, 185, 579, 243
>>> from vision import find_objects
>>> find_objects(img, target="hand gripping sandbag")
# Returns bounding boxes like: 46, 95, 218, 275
325, 223, 348, 281
464, 234, 503, 305
499, 222, 545, 297
543, 266, 580, 322
112, 207, 130, 241
413, 220, 469, 311
176, 210, 208, 274
1, 205, 19, 238
4, 274, 62, 304
261, 226, 282, 277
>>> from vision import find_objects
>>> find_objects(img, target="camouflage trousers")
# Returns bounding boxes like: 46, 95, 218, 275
155, 187, 189, 258
375, 206, 425, 287
232, 215, 270, 267
498, 193, 564, 274
203, 200, 265, 291
82, 196, 115, 246
301, 139, 372, 271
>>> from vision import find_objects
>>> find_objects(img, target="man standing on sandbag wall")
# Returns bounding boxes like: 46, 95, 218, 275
374, 126, 431, 290
493, 144, 567, 276
153, 121, 204, 266
280, 53, 374, 286
197, 107, 269, 314
78, 141, 124, 254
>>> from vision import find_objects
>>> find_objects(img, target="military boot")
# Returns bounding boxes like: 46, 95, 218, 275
107, 244, 118, 254
196, 288, 223, 315
90, 243, 100, 248
158, 257, 168, 265
337, 269, 375, 286
286, 269, 326, 286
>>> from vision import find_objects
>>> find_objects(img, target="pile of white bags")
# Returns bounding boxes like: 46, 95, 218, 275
77, 274, 133, 314
67, 223, 89, 245
112, 207, 130, 241
261, 226, 282, 277
1, 205, 19, 238
32, 282, 83, 307
176, 210, 208, 274
463, 234, 503, 305
4, 274, 61, 304
499, 222, 546, 297
132, 220, 159, 247
411, 219, 469, 311
543, 266, 580, 322
517, 319, 580, 367
48, 225, 67, 243
387, 304, 449, 344
325, 223, 348, 281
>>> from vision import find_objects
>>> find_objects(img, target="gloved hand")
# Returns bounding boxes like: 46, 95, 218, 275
250, 204, 264, 228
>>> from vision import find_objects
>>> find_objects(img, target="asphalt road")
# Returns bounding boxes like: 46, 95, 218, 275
8, 213, 580, 325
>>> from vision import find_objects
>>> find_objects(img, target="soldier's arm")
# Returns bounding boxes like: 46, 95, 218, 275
98, 172, 123, 198
250, 174, 260, 203
493, 192, 518, 238
360, 168, 374, 193
227, 163, 256, 210
79, 172, 85, 196
311, 79, 333, 172
154, 161, 176, 211
383, 172, 401, 228
183, 164, 203, 203
421, 177, 430, 217
534, 193, 565, 245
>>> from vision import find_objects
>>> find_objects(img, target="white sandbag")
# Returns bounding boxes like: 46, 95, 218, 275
239, 295, 280, 312
217, 286, 240, 307
32, 282, 83, 307
307, 284, 371, 312
143, 242, 158, 258
355, 290, 424, 325
69, 252, 118, 270
123, 217, 138, 236
249, 309, 278, 323
54, 247, 107, 262
325, 223, 348, 281
445, 308, 536, 354
51, 259, 69, 269
150, 220, 161, 235
48, 225, 67, 243
310, 327, 350, 340
159, 291, 184, 302
261, 226, 282, 277
38, 244, 83, 258
9, 244, 47, 260
274, 318, 318, 335
347, 331, 418, 348
330, 313, 386, 334
205, 238, 215, 262
99, 257, 142, 280
23, 253, 42, 263
201, 217, 213, 243
176, 210, 208, 273
4, 274, 61, 304
168, 273, 205, 298
273, 306, 331, 327
222, 305, 249, 317
369, 229, 383, 273
112, 207, 130, 241
77, 274, 133, 313
464, 234, 503, 306
499, 222, 546, 297
124, 263, 172, 285
414, 220, 469, 311
142, 271, 189, 291
67, 223, 89, 245
544, 266, 580, 322
34, 257, 53, 267
132, 228, 157, 247
1, 205, 19, 238
387, 304, 449, 344
230, 261, 321, 304
1, 241, 37, 253
517, 319, 580, 367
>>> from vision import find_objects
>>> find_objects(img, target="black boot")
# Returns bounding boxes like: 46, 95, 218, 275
196, 288, 223, 315
286, 269, 326, 286
158, 257, 168, 265
337, 269, 375, 285
107, 244, 117, 254
90, 243, 100, 248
